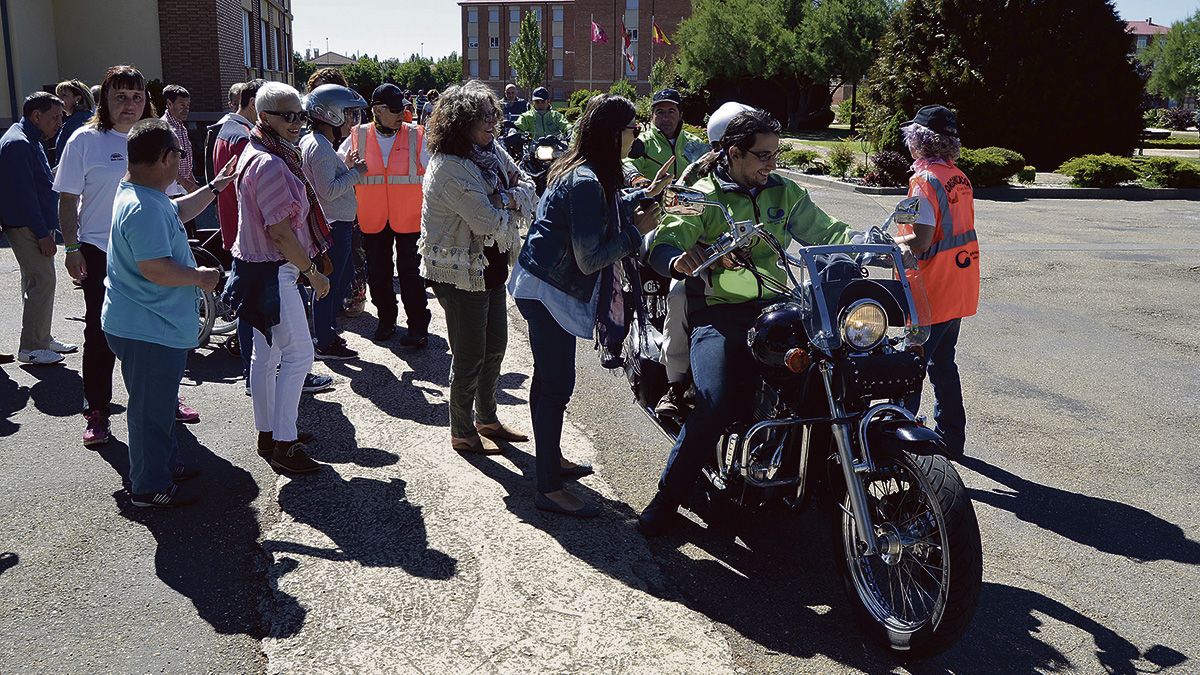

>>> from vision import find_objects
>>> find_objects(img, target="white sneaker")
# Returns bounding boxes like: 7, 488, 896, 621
17, 349, 64, 365
48, 338, 78, 354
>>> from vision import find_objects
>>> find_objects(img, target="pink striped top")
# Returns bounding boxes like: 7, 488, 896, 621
231, 140, 317, 262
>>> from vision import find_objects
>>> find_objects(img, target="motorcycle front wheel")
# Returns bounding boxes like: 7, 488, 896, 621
835, 450, 982, 657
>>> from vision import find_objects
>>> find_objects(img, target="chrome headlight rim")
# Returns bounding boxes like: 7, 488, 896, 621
840, 299, 888, 351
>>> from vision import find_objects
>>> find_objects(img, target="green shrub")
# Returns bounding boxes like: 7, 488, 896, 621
682, 123, 708, 144
836, 98, 854, 125
563, 106, 582, 122
850, 162, 870, 179
864, 150, 910, 187
957, 146, 1026, 187
805, 161, 830, 176
568, 88, 602, 111
634, 95, 653, 122
1137, 156, 1200, 188
781, 148, 819, 169
1017, 165, 1037, 184
1143, 108, 1170, 128
1056, 154, 1140, 187
608, 79, 637, 100
872, 110, 906, 154
827, 141, 858, 178
1144, 138, 1200, 149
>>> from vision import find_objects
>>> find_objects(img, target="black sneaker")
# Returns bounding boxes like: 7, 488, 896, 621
373, 323, 397, 342
171, 464, 201, 482
257, 430, 315, 458
399, 330, 428, 349
315, 342, 358, 361
130, 483, 196, 508
302, 373, 334, 393
270, 441, 321, 473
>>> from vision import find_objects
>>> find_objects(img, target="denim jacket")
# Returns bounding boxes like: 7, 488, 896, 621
517, 164, 644, 302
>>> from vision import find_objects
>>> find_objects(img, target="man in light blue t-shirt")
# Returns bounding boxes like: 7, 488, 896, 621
102, 118, 234, 508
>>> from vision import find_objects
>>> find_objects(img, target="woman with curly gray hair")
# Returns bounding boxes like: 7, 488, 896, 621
420, 80, 537, 454
899, 104, 980, 460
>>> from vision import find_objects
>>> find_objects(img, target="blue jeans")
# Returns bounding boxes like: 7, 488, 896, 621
105, 333, 188, 494
905, 319, 966, 455
313, 220, 354, 348
515, 298, 577, 494
659, 302, 762, 503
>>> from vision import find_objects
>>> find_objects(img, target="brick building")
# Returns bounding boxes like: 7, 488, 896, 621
458, 0, 690, 101
0, 0, 294, 125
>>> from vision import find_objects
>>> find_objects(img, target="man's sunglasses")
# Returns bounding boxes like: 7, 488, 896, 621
165, 144, 186, 159
263, 110, 309, 124
744, 148, 783, 163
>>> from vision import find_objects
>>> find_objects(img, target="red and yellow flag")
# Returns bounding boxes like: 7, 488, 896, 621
652, 21, 671, 45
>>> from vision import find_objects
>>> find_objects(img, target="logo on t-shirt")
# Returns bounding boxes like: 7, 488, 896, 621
110, 153, 124, 161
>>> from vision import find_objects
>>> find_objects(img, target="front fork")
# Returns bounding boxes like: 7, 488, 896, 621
820, 361, 879, 555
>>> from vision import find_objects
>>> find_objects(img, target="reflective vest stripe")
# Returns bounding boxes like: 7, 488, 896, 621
914, 171, 958, 261
919, 229, 978, 260
407, 126, 418, 178
357, 126, 367, 157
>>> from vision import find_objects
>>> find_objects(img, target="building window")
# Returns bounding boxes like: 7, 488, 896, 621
261, 20, 269, 69
554, 87, 563, 100
532, 7, 542, 21
510, 7, 519, 22
553, 6, 564, 22
490, 60, 500, 78
489, 7, 499, 23
490, 36, 499, 48
627, 0, 639, 7
553, 35, 563, 48
1137, 36, 1149, 49
275, 28, 283, 71
242, 11, 252, 68
553, 58, 563, 78
468, 8, 478, 23
510, 35, 518, 44
469, 39, 479, 49
630, 28, 639, 42
469, 59, 479, 77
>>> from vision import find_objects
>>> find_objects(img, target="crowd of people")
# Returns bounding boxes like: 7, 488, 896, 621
0, 66, 978, 532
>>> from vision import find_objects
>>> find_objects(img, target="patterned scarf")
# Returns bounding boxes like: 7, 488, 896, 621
467, 142, 506, 191
251, 121, 331, 253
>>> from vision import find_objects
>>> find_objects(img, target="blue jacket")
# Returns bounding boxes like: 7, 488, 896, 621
0, 119, 58, 239
518, 164, 644, 302
54, 109, 91, 166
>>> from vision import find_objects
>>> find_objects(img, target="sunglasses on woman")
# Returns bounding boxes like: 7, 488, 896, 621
263, 110, 308, 124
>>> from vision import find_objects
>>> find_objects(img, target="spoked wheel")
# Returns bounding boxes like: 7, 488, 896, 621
191, 245, 236, 335
836, 451, 982, 657
197, 289, 217, 348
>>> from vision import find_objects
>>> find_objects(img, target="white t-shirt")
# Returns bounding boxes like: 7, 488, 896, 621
53, 127, 130, 252
339, 125, 429, 171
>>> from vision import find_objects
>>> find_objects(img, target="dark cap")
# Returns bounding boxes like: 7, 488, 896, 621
531, 86, 550, 101
652, 89, 682, 106
371, 83, 405, 108
901, 104, 959, 138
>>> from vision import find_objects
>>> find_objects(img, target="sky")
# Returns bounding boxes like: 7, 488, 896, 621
291, 0, 1200, 63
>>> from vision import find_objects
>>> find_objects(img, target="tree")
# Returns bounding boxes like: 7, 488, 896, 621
1141, 11, 1200, 103
674, 0, 891, 130
860, 0, 1144, 168
509, 12, 546, 92
341, 56, 383, 102
431, 52, 462, 90
388, 54, 436, 92
650, 57, 684, 93
294, 52, 316, 91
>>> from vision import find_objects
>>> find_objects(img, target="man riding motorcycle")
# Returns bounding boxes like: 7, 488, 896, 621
624, 88, 709, 186
638, 108, 855, 536
515, 87, 570, 139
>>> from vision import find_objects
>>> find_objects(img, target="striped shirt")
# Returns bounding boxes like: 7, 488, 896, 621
232, 140, 316, 262
162, 111, 193, 185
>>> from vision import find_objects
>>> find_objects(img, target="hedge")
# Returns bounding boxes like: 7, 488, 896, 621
1135, 156, 1200, 188
1142, 138, 1200, 149
1056, 154, 1140, 187
957, 147, 1026, 187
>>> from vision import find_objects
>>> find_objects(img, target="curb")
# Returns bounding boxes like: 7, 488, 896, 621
780, 169, 1200, 201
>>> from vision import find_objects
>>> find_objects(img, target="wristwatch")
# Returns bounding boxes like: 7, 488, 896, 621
207, 181, 220, 195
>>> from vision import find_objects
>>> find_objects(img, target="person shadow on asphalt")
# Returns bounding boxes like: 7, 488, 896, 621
458, 445, 1187, 673
98, 426, 307, 639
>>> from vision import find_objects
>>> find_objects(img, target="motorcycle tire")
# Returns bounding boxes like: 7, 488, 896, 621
834, 450, 982, 657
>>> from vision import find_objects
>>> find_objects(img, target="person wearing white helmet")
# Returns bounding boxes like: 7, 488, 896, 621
655, 101, 754, 417
300, 84, 369, 360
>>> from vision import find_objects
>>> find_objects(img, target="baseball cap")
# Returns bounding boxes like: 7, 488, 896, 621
901, 104, 959, 138
652, 88, 682, 106
707, 101, 754, 144
370, 83, 405, 109
531, 87, 550, 101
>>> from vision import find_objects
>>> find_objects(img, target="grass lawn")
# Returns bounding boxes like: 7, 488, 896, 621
780, 126, 872, 152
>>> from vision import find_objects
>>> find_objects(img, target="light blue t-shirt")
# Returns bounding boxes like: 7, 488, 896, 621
102, 181, 200, 349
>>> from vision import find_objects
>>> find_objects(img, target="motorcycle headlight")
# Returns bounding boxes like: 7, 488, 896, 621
536, 145, 557, 162
840, 300, 887, 350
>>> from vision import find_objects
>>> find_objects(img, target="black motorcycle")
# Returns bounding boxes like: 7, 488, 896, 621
499, 122, 568, 196
623, 188, 983, 656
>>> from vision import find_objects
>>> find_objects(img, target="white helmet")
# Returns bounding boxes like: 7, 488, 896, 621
707, 101, 755, 145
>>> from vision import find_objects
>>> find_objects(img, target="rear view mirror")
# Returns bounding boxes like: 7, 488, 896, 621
662, 185, 708, 216
891, 196, 920, 225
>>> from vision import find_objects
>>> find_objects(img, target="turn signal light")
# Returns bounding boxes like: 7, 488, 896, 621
785, 347, 810, 373
906, 342, 924, 359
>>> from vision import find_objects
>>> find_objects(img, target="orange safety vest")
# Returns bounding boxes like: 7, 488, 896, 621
351, 123, 425, 234
906, 162, 980, 325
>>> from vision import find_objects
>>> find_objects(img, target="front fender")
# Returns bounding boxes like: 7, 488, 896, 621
867, 419, 946, 457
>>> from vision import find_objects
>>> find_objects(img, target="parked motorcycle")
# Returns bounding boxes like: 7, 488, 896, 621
623, 189, 983, 656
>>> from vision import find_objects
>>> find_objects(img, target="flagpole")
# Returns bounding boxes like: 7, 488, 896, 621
650, 14, 654, 78
589, 13, 594, 89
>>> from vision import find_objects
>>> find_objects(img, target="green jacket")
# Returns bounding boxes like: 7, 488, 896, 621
623, 126, 709, 183
649, 167, 853, 307
515, 109, 570, 138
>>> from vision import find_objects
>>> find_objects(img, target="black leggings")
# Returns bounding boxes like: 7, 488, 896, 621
80, 243, 116, 414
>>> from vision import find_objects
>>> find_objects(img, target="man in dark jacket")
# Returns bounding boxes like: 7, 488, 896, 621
0, 92, 77, 364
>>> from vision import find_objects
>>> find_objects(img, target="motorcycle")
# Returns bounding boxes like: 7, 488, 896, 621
622, 188, 983, 656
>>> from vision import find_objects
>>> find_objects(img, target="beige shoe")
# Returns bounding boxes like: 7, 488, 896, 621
452, 434, 504, 455
475, 422, 529, 442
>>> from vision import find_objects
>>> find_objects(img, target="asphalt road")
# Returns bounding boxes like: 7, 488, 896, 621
570, 188, 1200, 673
0, 189, 1197, 673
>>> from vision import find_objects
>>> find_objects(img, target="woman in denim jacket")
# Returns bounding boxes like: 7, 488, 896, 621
508, 94, 673, 517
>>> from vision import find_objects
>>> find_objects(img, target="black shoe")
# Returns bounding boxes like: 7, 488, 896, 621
258, 430, 315, 458
315, 342, 358, 361
130, 483, 196, 508
399, 330, 428, 349
654, 382, 689, 418
373, 323, 397, 342
171, 464, 201, 482
561, 462, 595, 479
269, 440, 321, 473
535, 492, 601, 518
637, 491, 682, 537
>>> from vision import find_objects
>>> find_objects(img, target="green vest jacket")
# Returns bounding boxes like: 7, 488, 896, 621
623, 126, 709, 183
515, 109, 570, 138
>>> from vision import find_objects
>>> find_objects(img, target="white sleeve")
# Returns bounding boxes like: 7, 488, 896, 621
914, 194, 937, 227
52, 131, 87, 195
337, 135, 352, 161
420, 134, 430, 167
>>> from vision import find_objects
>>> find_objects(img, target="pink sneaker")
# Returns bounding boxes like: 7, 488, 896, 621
175, 398, 200, 424
82, 411, 110, 447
